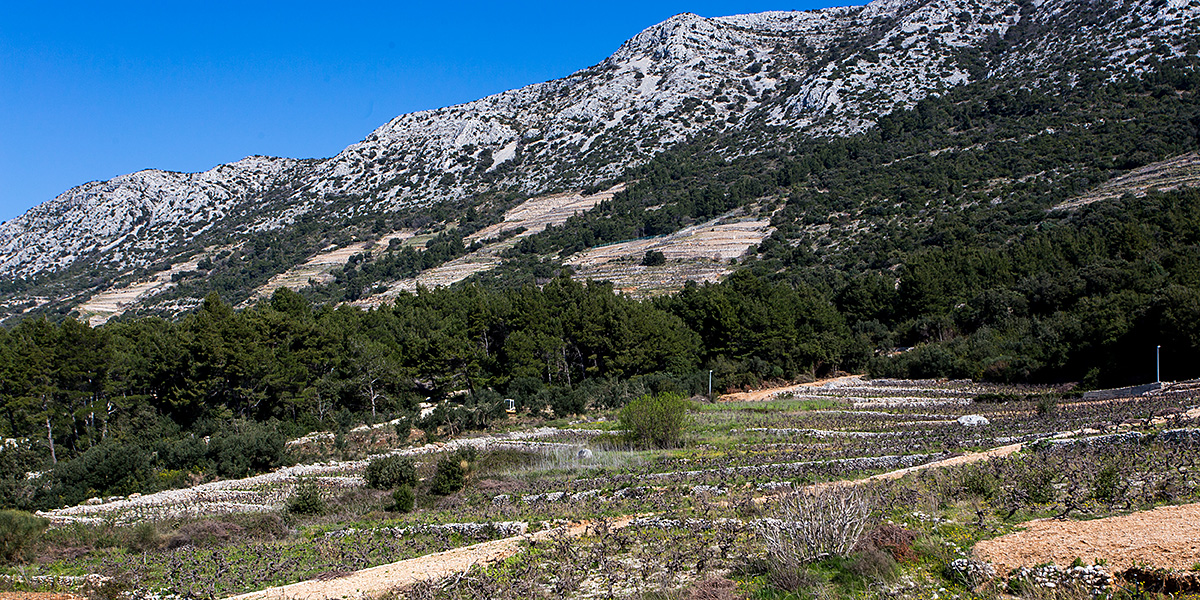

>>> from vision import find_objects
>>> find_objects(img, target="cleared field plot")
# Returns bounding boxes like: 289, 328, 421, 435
1055, 151, 1200, 210
466, 184, 625, 244
566, 218, 773, 268
351, 186, 626, 306
246, 230, 414, 304
76, 247, 233, 326
975, 502, 1200, 574
356, 252, 504, 304
355, 188, 772, 303
564, 215, 773, 296
570, 259, 735, 297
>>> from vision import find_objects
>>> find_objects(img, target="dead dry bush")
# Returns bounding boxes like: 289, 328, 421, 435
688, 577, 746, 600
756, 486, 873, 566
856, 524, 918, 563
165, 514, 287, 549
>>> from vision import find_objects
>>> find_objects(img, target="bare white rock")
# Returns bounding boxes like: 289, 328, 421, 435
957, 415, 990, 427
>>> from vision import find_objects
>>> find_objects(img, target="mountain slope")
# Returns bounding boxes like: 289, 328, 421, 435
0, 0, 1197, 320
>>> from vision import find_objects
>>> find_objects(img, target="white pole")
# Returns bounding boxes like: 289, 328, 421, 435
708, 370, 713, 399
1157, 345, 1161, 383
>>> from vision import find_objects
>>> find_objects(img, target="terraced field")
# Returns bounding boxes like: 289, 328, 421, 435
8, 377, 1200, 599
1054, 151, 1200, 210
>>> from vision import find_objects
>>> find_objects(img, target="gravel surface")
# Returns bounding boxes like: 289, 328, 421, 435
974, 502, 1200, 574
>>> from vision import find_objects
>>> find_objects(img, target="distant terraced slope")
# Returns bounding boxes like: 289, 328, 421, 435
0, 0, 1195, 318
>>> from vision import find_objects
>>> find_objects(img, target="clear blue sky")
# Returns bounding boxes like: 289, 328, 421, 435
0, 1, 850, 223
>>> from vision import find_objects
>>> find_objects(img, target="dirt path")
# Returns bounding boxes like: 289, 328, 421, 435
974, 503, 1200, 574
861, 442, 1026, 483
225, 517, 635, 600
719, 374, 864, 403
741, 442, 1028, 506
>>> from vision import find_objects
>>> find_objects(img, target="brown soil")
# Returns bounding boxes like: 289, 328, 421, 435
719, 374, 863, 403
974, 502, 1200, 574
860, 442, 1026, 483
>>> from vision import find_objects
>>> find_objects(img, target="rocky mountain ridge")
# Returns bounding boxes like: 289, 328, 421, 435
1, 0, 1197, 318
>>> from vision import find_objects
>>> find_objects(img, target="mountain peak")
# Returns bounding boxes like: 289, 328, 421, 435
0, 0, 1196, 320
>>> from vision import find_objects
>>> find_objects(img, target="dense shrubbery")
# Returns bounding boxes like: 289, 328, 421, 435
430, 447, 476, 496
24, 422, 288, 510
618, 392, 693, 449
364, 455, 417, 490
0, 510, 48, 565
285, 478, 327, 515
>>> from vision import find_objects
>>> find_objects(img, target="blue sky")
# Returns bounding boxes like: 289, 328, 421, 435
0, 1, 850, 223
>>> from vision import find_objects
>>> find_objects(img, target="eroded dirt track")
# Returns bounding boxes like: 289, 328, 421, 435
974, 502, 1200, 574
719, 374, 865, 403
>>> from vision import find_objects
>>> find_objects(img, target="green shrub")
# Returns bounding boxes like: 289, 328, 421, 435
430, 458, 466, 496
50, 441, 152, 506
0, 509, 49, 564
1092, 463, 1121, 502
394, 417, 412, 442
1035, 395, 1059, 416
390, 485, 415, 513
642, 250, 666, 266
364, 455, 417, 490
286, 477, 327, 515
618, 392, 693, 449
207, 421, 286, 478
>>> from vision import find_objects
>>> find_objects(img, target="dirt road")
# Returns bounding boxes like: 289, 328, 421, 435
719, 374, 864, 403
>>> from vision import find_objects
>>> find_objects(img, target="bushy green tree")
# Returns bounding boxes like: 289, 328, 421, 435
430, 449, 475, 496
390, 485, 415, 513
0, 510, 48, 564
364, 455, 417, 490
286, 477, 326, 515
430, 459, 465, 496
618, 391, 692, 449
